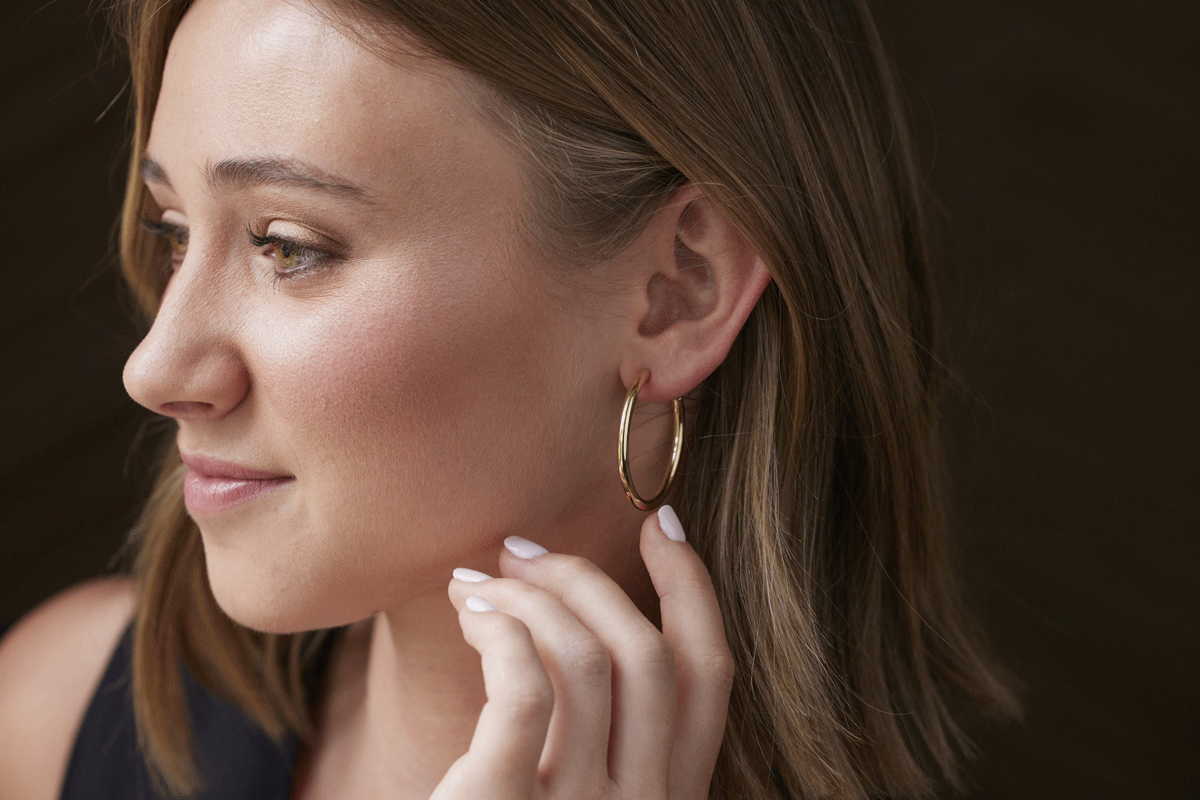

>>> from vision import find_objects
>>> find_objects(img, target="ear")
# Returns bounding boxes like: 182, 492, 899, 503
618, 184, 772, 403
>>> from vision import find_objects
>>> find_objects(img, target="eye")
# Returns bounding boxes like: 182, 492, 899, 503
275, 240, 305, 270
247, 228, 332, 281
139, 216, 189, 269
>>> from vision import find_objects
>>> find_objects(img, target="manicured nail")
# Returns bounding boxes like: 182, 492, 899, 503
658, 504, 686, 543
465, 596, 497, 612
504, 535, 549, 559
453, 567, 493, 583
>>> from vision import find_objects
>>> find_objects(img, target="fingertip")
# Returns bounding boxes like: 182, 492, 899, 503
447, 569, 491, 610
466, 596, 498, 613
657, 504, 687, 542
639, 505, 689, 564
453, 567, 493, 583
503, 535, 549, 560
640, 506, 719, 608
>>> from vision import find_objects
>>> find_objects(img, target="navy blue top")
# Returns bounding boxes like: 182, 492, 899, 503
60, 625, 796, 800
59, 626, 324, 800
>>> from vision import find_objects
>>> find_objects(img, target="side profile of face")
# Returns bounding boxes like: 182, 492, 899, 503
123, 0, 645, 632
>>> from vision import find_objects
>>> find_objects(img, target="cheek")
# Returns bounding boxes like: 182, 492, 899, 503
248, 261, 562, 532
205, 260, 619, 629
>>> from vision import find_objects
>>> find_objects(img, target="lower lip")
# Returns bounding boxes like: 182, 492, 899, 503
183, 470, 293, 515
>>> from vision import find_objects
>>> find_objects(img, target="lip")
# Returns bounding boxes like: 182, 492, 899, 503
180, 451, 293, 515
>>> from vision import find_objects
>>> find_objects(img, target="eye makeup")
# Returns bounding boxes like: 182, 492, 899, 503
139, 211, 346, 286
247, 227, 338, 283
139, 215, 189, 273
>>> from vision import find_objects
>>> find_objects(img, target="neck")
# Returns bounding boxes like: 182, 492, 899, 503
364, 596, 489, 796
298, 588, 486, 800
301, 495, 657, 799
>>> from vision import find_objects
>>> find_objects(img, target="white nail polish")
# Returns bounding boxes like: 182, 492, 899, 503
465, 596, 498, 613
658, 504, 686, 542
504, 535, 549, 559
453, 567, 493, 583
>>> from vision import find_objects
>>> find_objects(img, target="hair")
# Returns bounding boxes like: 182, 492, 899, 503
112, 0, 1020, 797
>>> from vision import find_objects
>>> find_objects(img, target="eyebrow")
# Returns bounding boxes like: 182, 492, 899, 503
139, 155, 375, 204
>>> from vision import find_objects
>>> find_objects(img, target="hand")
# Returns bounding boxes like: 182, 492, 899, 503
437, 505, 735, 800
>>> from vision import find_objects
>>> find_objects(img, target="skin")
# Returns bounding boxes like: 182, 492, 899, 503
0, 0, 771, 797
126, 0, 643, 635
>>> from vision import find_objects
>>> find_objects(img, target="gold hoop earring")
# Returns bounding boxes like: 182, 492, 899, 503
618, 368, 684, 511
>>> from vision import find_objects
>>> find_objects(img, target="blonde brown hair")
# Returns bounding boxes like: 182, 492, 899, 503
114, 0, 1019, 797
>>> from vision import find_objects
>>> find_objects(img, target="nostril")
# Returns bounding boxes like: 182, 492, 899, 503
160, 401, 216, 417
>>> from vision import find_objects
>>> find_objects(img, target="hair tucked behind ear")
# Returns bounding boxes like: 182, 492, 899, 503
114, 0, 1019, 796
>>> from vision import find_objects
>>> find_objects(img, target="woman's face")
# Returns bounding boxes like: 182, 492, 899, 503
124, 0, 636, 632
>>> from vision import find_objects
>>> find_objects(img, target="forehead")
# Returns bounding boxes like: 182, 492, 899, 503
150, 0, 508, 203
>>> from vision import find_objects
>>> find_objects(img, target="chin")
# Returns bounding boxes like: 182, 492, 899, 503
201, 543, 364, 635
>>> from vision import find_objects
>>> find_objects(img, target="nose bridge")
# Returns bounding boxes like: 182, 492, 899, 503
124, 248, 250, 418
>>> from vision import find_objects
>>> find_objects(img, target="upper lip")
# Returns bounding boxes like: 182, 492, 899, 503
180, 451, 292, 481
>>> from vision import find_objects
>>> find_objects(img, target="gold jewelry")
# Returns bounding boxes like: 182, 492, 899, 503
618, 368, 684, 511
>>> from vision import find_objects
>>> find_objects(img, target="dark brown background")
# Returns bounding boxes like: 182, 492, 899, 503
2, 1, 1196, 797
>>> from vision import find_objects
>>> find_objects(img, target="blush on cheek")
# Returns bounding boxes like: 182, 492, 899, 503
243, 255, 555, 562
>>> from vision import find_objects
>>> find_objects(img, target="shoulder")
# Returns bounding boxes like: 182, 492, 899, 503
0, 577, 136, 800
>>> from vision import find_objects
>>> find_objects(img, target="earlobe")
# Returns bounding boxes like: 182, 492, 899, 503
621, 186, 772, 403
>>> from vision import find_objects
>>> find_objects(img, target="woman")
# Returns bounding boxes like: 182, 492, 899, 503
0, 0, 1018, 798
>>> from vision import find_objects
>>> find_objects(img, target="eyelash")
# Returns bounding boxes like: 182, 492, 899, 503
139, 216, 189, 275
139, 215, 334, 284
246, 227, 333, 283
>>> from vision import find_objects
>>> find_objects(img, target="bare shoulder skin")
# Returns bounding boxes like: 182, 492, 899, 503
0, 577, 136, 800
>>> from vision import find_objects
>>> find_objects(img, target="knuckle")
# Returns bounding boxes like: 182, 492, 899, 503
499, 672, 554, 721
658, 570, 715, 609
476, 612, 535, 660
560, 635, 611, 682
703, 643, 737, 691
552, 554, 605, 585
486, 612, 527, 638
506, 579, 543, 602
676, 569, 716, 600
624, 630, 675, 675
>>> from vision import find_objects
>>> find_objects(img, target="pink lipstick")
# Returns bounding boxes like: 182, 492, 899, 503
180, 452, 293, 515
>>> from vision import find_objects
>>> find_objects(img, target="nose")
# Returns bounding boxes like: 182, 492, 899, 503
123, 258, 250, 421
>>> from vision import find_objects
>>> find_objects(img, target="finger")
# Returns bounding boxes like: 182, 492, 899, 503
499, 536, 676, 796
449, 573, 613, 795
641, 505, 735, 800
450, 602, 554, 799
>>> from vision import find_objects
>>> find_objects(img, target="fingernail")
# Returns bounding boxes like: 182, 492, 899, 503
504, 535, 549, 559
465, 596, 498, 612
657, 504, 686, 543
453, 567, 493, 583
